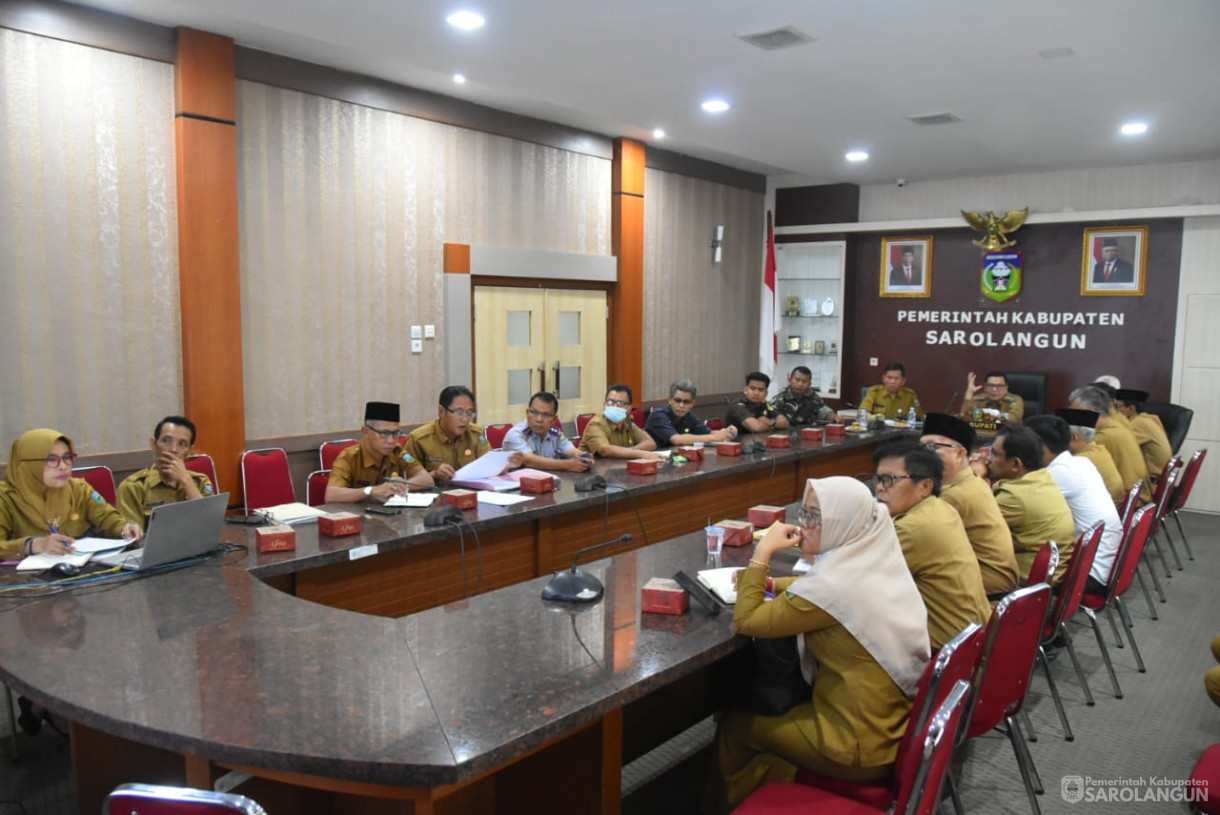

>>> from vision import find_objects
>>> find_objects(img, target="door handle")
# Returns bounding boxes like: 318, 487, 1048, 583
538, 361, 546, 393
552, 361, 561, 396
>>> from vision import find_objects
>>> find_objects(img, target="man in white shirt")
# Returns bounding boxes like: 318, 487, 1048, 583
1026, 416, 1122, 593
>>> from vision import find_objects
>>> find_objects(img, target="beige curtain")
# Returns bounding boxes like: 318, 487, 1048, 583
237, 81, 612, 438
0, 29, 179, 457
643, 169, 764, 401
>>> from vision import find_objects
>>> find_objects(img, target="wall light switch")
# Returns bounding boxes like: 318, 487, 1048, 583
424, 324, 435, 338
410, 325, 423, 339
869, 357, 879, 366
411, 339, 423, 353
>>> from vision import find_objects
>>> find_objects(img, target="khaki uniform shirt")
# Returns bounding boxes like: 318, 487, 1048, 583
1130, 412, 1173, 482
893, 496, 992, 650
403, 421, 490, 474
1096, 421, 1151, 503
733, 568, 914, 770
959, 392, 1024, 426
860, 386, 924, 420
992, 468, 1076, 584
327, 442, 425, 489
578, 414, 650, 455
117, 465, 215, 530
939, 467, 1019, 596
1079, 442, 1125, 503
0, 478, 128, 559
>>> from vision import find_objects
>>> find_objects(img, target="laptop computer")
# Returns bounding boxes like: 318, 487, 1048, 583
95, 492, 229, 571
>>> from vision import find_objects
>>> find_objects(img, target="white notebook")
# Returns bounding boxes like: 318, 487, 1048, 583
696, 566, 743, 605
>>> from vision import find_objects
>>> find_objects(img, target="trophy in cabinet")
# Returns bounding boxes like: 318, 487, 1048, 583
784, 297, 801, 317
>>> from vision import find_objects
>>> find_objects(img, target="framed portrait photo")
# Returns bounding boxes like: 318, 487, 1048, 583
880, 236, 933, 298
1081, 226, 1147, 296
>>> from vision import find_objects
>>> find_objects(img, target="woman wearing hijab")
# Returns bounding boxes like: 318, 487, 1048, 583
1, 429, 140, 560
719, 476, 931, 807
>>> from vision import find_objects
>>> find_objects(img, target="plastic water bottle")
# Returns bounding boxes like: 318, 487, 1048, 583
907, 407, 918, 426
858, 407, 867, 426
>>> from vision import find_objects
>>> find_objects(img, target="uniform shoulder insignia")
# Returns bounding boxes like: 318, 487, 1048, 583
403, 453, 416, 463
549, 427, 560, 437
478, 434, 487, 444
91, 490, 105, 503
203, 483, 214, 495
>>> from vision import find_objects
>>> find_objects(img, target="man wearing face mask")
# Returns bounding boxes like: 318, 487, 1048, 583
579, 384, 664, 460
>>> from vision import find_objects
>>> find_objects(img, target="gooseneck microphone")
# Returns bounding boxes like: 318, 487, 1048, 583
541, 533, 633, 603
942, 391, 960, 413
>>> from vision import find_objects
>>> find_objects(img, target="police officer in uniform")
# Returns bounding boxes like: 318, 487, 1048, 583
117, 415, 215, 530
860, 363, 923, 421
327, 401, 433, 502
772, 366, 834, 426
726, 372, 788, 436
502, 392, 590, 472
959, 370, 1024, 426
405, 386, 520, 484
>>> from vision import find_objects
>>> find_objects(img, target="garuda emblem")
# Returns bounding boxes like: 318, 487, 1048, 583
961, 208, 1029, 252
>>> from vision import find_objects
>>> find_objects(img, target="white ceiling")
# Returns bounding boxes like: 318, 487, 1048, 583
73, 0, 1220, 183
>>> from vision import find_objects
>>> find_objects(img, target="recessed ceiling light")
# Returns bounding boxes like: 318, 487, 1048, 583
701, 100, 730, 114
652, 128, 665, 139
453, 74, 467, 84
446, 10, 485, 30
845, 150, 869, 162
1120, 121, 1148, 136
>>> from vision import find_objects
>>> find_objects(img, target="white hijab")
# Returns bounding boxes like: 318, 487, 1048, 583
787, 477, 931, 698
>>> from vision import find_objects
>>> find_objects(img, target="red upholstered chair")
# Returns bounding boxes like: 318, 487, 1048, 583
1151, 456, 1184, 571
185, 453, 219, 493
104, 783, 267, 814
631, 407, 646, 428
1190, 744, 1220, 815
306, 470, 331, 507
1116, 479, 1160, 619
485, 423, 512, 450
1022, 541, 1059, 588
1117, 480, 1142, 529
1142, 456, 1181, 578
791, 623, 985, 810
73, 465, 117, 505
707, 418, 725, 431
1079, 505, 1156, 682
959, 583, 1053, 815
1033, 523, 1104, 742
734, 680, 972, 815
1165, 448, 1207, 563
239, 448, 295, 513
319, 438, 357, 470
575, 413, 595, 437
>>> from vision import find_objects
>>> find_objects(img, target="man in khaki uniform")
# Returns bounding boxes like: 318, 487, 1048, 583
1058, 408, 1126, 503
1114, 388, 1173, 483
860, 362, 923, 421
980, 425, 1076, 584
874, 441, 991, 650
579, 384, 663, 460
1069, 386, 1151, 503
920, 413, 1019, 599
404, 386, 520, 484
117, 415, 215, 531
960, 370, 1024, 426
326, 401, 433, 503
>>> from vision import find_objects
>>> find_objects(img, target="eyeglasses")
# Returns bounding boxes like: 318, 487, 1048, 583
875, 473, 916, 488
605, 398, 630, 408
797, 507, 822, 528
364, 424, 400, 440
527, 408, 556, 420
670, 397, 694, 405
31, 453, 78, 468
984, 382, 1007, 390
921, 441, 962, 452
443, 407, 478, 421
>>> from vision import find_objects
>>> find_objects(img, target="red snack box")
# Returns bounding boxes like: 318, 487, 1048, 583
255, 524, 296, 553
441, 489, 478, 510
748, 505, 787, 527
641, 577, 689, 615
801, 427, 824, 442
825, 423, 846, 437
717, 519, 755, 547
318, 512, 362, 537
766, 434, 790, 449
519, 474, 555, 493
676, 446, 704, 461
716, 441, 743, 457
627, 458, 660, 475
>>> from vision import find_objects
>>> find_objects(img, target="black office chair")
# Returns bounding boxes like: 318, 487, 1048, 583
1141, 402, 1194, 454
1004, 372, 1048, 419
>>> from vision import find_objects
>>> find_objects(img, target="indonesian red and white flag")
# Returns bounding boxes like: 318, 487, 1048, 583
758, 211, 779, 390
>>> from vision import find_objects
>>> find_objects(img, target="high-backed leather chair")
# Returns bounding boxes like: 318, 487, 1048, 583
1141, 401, 1193, 454
1004, 372, 1048, 419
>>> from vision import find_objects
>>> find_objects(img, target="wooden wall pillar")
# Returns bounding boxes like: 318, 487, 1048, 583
174, 29, 245, 501
611, 139, 645, 399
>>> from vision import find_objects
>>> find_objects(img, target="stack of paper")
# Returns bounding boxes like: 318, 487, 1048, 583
261, 502, 329, 524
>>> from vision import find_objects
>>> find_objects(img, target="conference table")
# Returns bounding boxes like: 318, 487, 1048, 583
0, 428, 904, 814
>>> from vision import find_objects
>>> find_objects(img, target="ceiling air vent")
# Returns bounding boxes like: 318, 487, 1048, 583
736, 25, 817, 52
905, 112, 963, 126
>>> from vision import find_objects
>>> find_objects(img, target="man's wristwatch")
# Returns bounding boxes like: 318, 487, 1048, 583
363, 486, 373, 499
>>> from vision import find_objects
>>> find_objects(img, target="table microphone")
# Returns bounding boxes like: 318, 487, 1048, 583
942, 391, 960, 413
541, 533, 633, 603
